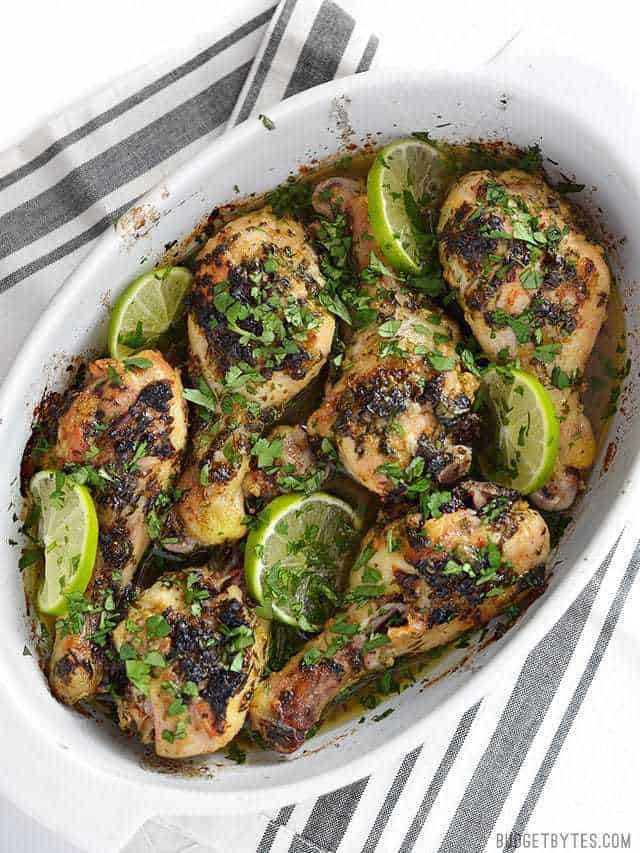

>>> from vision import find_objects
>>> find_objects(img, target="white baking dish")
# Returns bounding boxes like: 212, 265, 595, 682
1, 62, 639, 852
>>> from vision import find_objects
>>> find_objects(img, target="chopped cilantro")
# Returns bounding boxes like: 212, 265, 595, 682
146, 509, 162, 540
118, 321, 147, 350
258, 114, 275, 130
363, 633, 390, 653
378, 319, 402, 338
520, 267, 542, 290
490, 308, 533, 344
551, 366, 572, 389
123, 356, 153, 371
421, 490, 451, 519
183, 379, 218, 413
427, 352, 456, 372
226, 741, 247, 764
125, 659, 152, 695
251, 437, 283, 469
266, 178, 313, 218
107, 365, 123, 387
146, 614, 171, 639
533, 343, 561, 364
303, 648, 323, 666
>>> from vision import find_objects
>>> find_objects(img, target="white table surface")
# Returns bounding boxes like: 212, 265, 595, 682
2, 1, 640, 850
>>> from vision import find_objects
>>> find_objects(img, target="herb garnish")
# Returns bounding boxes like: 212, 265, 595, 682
258, 114, 275, 130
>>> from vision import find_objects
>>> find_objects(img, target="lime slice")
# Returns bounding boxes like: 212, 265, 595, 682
30, 470, 98, 616
367, 138, 449, 274
108, 266, 193, 359
479, 368, 559, 494
244, 492, 362, 630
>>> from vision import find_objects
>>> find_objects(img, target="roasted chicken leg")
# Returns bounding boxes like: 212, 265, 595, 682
249, 480, 549, 751
42, 350, 188, 704
112, 563, 268, 758
438, 169, 611, 509
308, 178, 480, 497
170, 209, 335, 547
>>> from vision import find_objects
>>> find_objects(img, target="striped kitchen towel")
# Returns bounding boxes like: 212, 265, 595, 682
125, 521, 640, 853
0, 0, 376, 383
1, 1, 638, 852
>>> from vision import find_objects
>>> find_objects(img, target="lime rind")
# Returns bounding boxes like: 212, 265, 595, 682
245, 493, 301, 624
244, 492, 361, 629
30, 470, 98, 616
480, 368, 559, 494
108, 266, 193, 358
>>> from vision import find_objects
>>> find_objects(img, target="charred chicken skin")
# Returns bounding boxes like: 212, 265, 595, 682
112, 564, 267, 758
170, 209, 335, 548
188, 209, 335, 409
438, 169, 611, 509
249, 481, 549, 752
38, 351, 188, 704
307, 177, 480, 497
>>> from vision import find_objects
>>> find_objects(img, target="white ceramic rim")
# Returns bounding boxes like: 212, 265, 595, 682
1, 61, 639, 849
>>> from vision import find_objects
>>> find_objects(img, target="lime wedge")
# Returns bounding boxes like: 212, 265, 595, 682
367, 138, 449, 274
30, 470, 98, 616
244, 492, 362, 631
107, 266, 193, 359
479, 368, 559, 494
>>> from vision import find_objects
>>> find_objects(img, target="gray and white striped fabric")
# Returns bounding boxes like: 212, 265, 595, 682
1, 2, 638, 851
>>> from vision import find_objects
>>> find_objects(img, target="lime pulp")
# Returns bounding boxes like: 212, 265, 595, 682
367, 138, 449, 274
30, 470, 98, 616
244, 492, 362, 630
479, 367, 559, 494
107, 266, 193, 359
